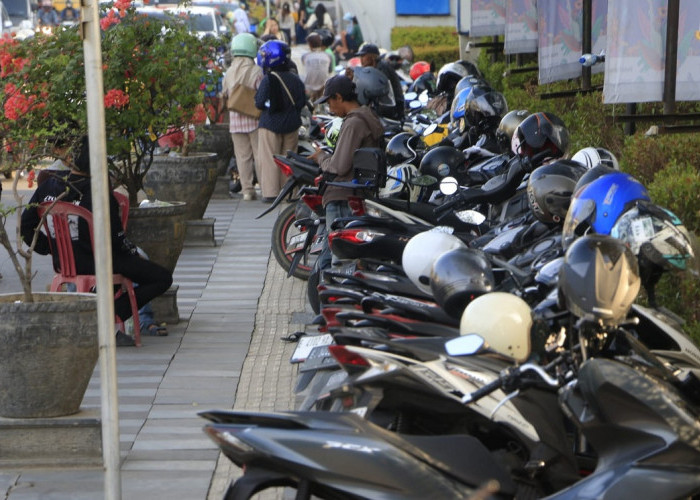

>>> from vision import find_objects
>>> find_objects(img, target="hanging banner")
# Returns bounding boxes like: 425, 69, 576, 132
604, 0, 700, 103
470, 0, 506, 37
505, 0, 538, 54
538, 0, 608, 84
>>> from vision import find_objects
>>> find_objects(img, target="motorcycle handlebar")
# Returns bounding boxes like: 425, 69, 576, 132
461, 362, 560, 404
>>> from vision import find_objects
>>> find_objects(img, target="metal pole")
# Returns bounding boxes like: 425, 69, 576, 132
80, 0, 122, 498
266, 0, 270, 21
663, 0, 679, 114
624, 103, 637, 135
581, 0, 592, 91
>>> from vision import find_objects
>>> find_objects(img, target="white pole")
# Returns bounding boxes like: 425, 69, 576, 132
80, 0, 122, 498
266, 0, 270, 20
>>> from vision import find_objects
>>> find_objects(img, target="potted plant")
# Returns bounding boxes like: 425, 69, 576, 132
0, 31, 99, 419
99, 1, 217, 208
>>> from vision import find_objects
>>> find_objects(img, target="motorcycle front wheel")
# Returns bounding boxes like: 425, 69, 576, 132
271, 202, 317, 280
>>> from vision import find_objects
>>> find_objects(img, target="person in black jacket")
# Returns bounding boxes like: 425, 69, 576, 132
355, 43, 404, 120
20, 137, 172, 346
255, 40, 306, 202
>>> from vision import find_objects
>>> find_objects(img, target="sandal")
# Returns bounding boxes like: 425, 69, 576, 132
144, 324, 168, 336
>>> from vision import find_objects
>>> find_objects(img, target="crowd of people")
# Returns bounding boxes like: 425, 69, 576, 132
36, 0, 79, 27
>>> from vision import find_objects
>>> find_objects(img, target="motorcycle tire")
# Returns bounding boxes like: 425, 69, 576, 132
307, 266, 321, 315
271, 202, 317, 281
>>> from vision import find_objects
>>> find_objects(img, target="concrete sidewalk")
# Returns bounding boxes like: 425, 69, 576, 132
0, 185, 310, 499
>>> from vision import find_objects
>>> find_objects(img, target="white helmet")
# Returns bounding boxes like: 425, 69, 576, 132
460, 292, 532, 362
571, 147, 619, 170
380, 164, 421, 202
402, 230, 467, 295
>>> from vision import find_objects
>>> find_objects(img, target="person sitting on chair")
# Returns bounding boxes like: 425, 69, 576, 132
20, 136, 173, 347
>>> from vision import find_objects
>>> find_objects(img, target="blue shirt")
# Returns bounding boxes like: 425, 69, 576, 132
255, 70, 306, 134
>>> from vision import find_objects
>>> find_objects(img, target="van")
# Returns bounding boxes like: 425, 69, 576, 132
2, 0, 33, 32
0, 2, 13, 34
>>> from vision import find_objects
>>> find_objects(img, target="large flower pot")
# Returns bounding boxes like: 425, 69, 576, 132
0, 293, 98, 418
126, 201, 188, 274
194, 123, 234, 176
143, 152, 219, 221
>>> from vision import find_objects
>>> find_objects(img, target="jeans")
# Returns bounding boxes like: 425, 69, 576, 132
317, 200, 353, 271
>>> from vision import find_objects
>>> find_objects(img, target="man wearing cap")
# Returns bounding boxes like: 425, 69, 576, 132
351, 43, 404, 120
310, 75, 384, 269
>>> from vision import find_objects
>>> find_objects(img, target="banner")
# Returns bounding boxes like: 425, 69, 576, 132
537, 0, 608, 84
604, 0, 700, 103
505, 0, 538, 54
470, 0, 506, 37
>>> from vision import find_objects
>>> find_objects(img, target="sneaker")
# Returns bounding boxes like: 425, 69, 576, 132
116, 330, 136, 347
242, 191, 256, 201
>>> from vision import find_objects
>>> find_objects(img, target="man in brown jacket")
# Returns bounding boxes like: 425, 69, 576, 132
310, 75, 384, 269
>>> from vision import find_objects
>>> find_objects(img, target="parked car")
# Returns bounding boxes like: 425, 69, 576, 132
164, 5, 228, 39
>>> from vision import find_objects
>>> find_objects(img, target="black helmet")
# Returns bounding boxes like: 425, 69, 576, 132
436, 62, 470, 95
527, 159, 587, 224
430, 247, 495, 319
386, 132, 421, 167
353, 66, 390, 106
454, 75, 489, 96
464, 90, 508, 130
455, 59, 482, 78
315, 28, 334, 48
409, 71, 437, 95
558, 234, 640, 326
573, 164, 617, 194
511, 112, 569, 160
496, 110, 530, 155
419, 145, 466, 182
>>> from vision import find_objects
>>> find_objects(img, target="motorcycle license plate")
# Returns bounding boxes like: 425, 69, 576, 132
287, 233, 308, 252
290, 333, 334, 363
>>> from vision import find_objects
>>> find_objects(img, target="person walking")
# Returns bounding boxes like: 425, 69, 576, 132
232, 1, 251, 34
278, 2, 295, 45
301, 32, 332, 102
254, 40, 306, 202
309, 75, 384, 269
222, 33, 264, 201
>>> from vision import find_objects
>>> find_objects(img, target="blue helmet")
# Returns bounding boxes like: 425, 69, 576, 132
562, 171, 650, 248
256, 40, 289, 69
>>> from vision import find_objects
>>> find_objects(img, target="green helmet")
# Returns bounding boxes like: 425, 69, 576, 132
231, 33, 258, 59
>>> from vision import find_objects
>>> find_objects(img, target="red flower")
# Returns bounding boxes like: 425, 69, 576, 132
100, 10, 121, 30
104, 88, 130, 109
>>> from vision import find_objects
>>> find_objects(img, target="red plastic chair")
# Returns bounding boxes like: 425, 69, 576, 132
37, 201, 142, 347
112, 191, 130, 231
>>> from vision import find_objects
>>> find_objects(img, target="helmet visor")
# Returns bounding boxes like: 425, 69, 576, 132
562, 197, 596, 249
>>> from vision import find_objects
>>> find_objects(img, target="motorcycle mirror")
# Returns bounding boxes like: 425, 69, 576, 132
445, 334, 485, 356
410, 174, 438, 187
404, 91, 418, 101
455, 209, 486, 226
409, 100, 422, 110
439, 176, 459, 195
423, 123, 439, 136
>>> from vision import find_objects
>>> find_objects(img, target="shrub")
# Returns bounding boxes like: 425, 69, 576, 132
620, 134, 700, 186
411, 45, 460, 69
391, 26, 458, 48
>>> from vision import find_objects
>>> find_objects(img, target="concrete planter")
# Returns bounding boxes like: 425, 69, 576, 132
126, 201, 188, 274
143, 152, 219, 221
0, 293, 98, 418
193, 123, 234, 176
